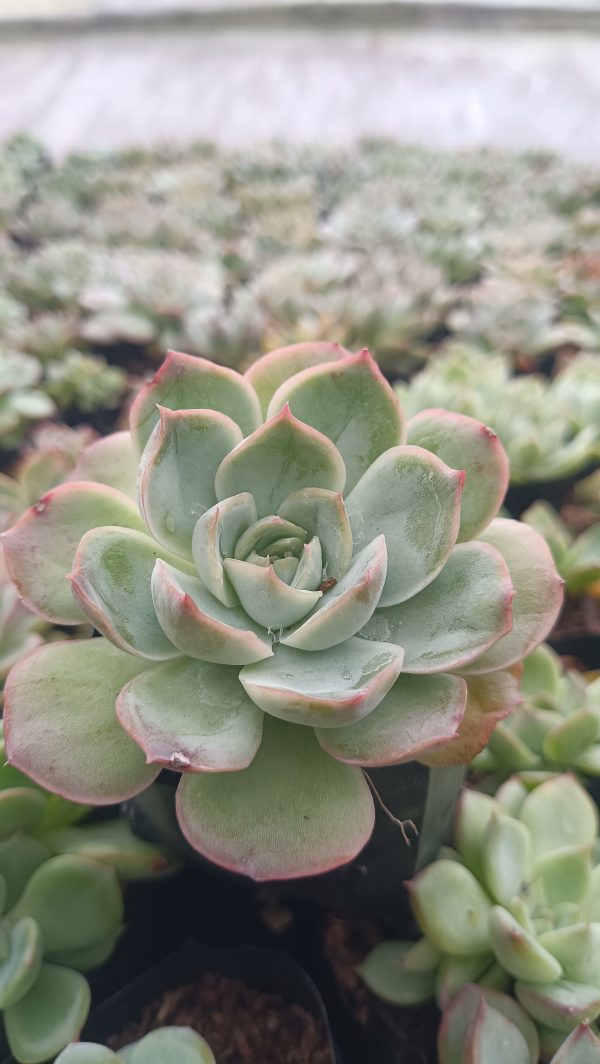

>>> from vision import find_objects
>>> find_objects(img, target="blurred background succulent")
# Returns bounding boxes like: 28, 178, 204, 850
522, 502, 600, 598
0, 349, 55, 450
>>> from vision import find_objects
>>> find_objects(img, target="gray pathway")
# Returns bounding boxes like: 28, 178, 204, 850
1, 17, 599, 160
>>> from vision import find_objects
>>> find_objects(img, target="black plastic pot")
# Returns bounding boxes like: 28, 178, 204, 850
128, 761, 465, 927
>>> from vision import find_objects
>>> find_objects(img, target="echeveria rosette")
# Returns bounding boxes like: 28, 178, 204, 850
2, 344, 563, 881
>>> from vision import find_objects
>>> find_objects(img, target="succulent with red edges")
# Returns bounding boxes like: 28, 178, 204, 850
2, 343, 562, 880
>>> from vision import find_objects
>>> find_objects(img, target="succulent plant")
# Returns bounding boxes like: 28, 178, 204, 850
472, 643, 600, 781
522, 502, 600, 598
2, 343, 562, 880
397, 346, 600, 484
55, 1028, 215, 1064
44, 351, 128, 415
438, 985, 600, 1063
0, 350, 55, 449
0, 547, 47, 686
359, 773, 600, 1049
0, 720, 177, 1063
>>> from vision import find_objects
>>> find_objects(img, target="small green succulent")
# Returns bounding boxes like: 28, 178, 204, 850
472, 644, 600, 781
360, 774, 600, 1048
397, 346, 600, 484
0, 350, 55, 449
438, 985, 600, 1063
55, 1028, 215, 1064
2, 344, 562, 881
44, 351, 128, 415
0, 548, 47, 686
522, 502, 600, 598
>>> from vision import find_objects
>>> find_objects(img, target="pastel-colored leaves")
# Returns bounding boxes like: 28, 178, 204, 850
278, 487, 352, 579
519, 775, 598, 857
439, 986, 538, 1064
357, 940, 439, 1005
239, 637, 404, 729
223, 558, 321, 629
548, 1024, 600, 1063
0, 918, 42, 1009
267, 349, 404, 492
515, 979, 600, 1032
192, 493, 257, 607
407, 410, 509, 543
70, 431, 138, 500
407, 860, 493, 956
245, 341, 349, 416
422, 668, 521, 768
176, 715, 374, 880
4, 962, 91, 1064
215, 406, 346, 517
346, 445, 464, 607
130, 350, 262, 452
488, 905, 562, 982
3, 482, 144, 625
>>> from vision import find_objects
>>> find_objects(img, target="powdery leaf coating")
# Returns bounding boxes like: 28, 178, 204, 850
245, 341, 349, 416
70, 432, 138, 500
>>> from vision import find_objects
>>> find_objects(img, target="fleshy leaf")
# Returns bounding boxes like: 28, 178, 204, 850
543, 708, 599, 764
70, 527, 184, 660
481, 813, 531, 906
357, 940, 437, 1005
223, 558, 321, 629
267, 349, 404, 492
407, 860, 493, 956
44, 818, 178, 882
520, 775, 598, 857
130, 350, 262, 452
117, 657, 263, 772
176, 714, 374, 880
138, 407, 242, 557
407, 410, 509, 543
515, 980, 600, 1032
361, 541, 513, 673
539, 925, 600, 986
435, 954, 493, 1009
0, 788, 47, 839
465, 999, 531, 1064
244, 341, 349, 416
70, 432, 138, 500
56, 1047, 120, 1063
421, 668, 521, 767
278, 487, 353, 579
151, 560, 273, 665
548, 1024, 600, 1063
282, 536, 387, 651
215, 406, 346, 517
0, 835, 51, 910
130, 1027, 216, 1064
239, 637, 404, 729
454, 788, 500, 879
3, 482, 144, 625
192, 493, 257, 606
4, 963, 90, 1064
346, 445, 464, 607
0, 918, 42, 1009
489, 906, 563, 982
4, 639, 159, 804
317, 673, 466, 766
462, 519, 563, 674
521, 644, 562, 700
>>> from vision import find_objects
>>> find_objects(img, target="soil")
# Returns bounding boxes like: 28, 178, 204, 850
109, 972, 334, 1064
324, 917, 438, 1064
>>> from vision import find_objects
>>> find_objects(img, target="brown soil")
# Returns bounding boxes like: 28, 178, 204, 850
109, 972, 333, 1064
325, 917, 438, 1064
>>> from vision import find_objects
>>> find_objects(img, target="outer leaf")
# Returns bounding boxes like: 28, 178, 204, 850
278, 487, 353, 579
44, 818, 178, 881
361, 541, 513, 673
317, 673, 466, 766
138, 407, 242, 557
520, 775, 598, 857
421, 668, 521, 767
5, 963, 90, 1063
223, 558, 321, 629
0, 788, 47, 839
549, 1024, 600, 1063
0, 918, 42, 1009
244, 341, 349, 416
464, 999, 531, 1064
215, 406, 346, 517
176, 715, 374, 880
3, 482, 144, 625
488, 906, 562, 982
539, 925, 600, 986
117, 657, 263, 772
438, 984, 483, 1064
70, 527, 183, 660
192, 493, 257, 607
407, 410, 509, 542
4, 639, 159, 804
346, 445, 464, 607
481, 813, 531, 906
454, 788, 500, 879
357, 940, 437, 1005
239, 638, 404, 729
130, 1027, 216, 1064
130, 350, 262, 452
70, 432, 138, 500
407, 860, 493, 956
0, 835, 51, 910
515, 980, 600, 1031
151, 560, 273, 665
282, 535, 387, 651
267, 349, 404, 492
462, 519, 563, 674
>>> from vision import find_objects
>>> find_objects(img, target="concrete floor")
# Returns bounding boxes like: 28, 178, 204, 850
0, 18, 599, 161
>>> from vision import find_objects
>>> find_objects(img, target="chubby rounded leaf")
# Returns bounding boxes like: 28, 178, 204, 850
357, 940, 437, 1005
481, 813, 531, 906
70, 432, 138, 500
70, 527, 183, 660
465, 998, 531, 1064
267, 349, 404, 492
4, 639, 159, 804
278, 487, 353, 580
192, 493, 257, 607
0, 788, 47, 839
539, 925, 600, 986
0, 835, 52, 910
0, 918, 42, 1009
55, 1047, 120, 1063
489, 906, 563, 982
176, 715, 374, 880
361, 541, 513, 673
44, 818, 178, 882
422, 668, 521, 768
346, 445, 464, 607
138, 407, 242, 558
520, 775, 598, 857
239, 638, 404, 729
407, 860, 493, 956
282, 536, 387, 651
5, 962, 90, 1063
515, 979, 600, 1032
223, 558, 321, 629
245, 341, 349, 416
151, 560, 273, 665
130, 1027, 216, 1064
439, 985, 539, 1064
407, 410, 509, 542
130, 350, 262, 452
548, 1024, 600, 1063
3, 482, 144, 625
317, 673, 466, 766
463, 519, 563, 674
117, 657, 263, 772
